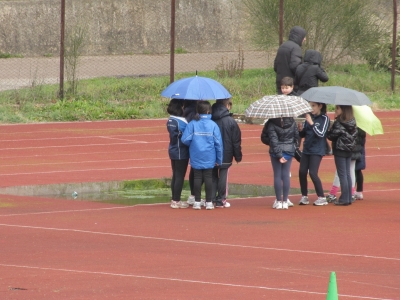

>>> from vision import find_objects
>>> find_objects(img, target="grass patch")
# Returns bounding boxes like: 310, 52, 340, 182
0, 64, 399, 123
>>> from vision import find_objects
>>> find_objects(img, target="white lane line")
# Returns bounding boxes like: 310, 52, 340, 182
260, 267, 400, 291
0, 223, 399, 262
0, 203, 164, 217
0, 263, 393, 299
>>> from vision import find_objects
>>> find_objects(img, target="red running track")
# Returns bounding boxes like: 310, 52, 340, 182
0, 111, 400, 299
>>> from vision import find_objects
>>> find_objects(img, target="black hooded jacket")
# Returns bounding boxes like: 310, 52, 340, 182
327, 117, 358, 158
295, 50, 329, 95
274, 26, 307, 87
261, 117, 300, 159
211, 103, 242, 168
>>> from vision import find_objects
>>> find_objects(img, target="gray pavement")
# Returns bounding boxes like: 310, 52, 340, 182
0, 50, 273, 91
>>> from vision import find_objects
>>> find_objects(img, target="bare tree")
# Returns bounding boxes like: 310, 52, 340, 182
244, 0, 389, 66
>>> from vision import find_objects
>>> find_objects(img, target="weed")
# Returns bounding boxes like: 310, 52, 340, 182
215, 46, 244, 78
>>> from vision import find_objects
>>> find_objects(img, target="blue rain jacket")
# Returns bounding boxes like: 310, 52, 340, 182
181, 114, 223, 169
166, 116, 189, 160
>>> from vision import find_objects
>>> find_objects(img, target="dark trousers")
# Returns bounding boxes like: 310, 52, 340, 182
355, 169, 364, 192
334, 155, 352, 203
193, 168, 213, 202
170, 159, 189, 201
299, 154, 324, 197
211, 167, 229, 205
270, 156, 292, 201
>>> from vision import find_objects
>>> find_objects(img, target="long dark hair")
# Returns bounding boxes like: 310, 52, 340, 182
338, 105, 354, 122
194, 100, 211, 120
167, 99, 184, 116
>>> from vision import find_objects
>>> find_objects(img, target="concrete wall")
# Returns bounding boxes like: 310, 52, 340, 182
0, 0, 252, 57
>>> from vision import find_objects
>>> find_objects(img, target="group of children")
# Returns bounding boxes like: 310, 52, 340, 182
166, 25, 365, 210
166, 98, 242, 210
268, 23, 366, 208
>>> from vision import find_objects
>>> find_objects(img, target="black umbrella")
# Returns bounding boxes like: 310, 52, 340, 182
301, 86, 372, 106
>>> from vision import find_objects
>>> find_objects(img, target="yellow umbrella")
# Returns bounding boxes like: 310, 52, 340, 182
352, 105, 383, 136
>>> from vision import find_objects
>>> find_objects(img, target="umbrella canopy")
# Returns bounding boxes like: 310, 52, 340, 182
301, 86, 372, 106
352, 105, 384, 136
161, 76, 231, 100
244, 95, 312, 119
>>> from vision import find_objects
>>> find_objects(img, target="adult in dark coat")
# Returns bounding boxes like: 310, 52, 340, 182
274, 26, 307, 93
211, 99, 242, 208
295, 49, 329, 95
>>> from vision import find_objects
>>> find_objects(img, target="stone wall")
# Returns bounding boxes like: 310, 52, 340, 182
0, 0, 252, 57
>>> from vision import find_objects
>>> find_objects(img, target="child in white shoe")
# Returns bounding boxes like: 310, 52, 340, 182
181, 101, 223, 210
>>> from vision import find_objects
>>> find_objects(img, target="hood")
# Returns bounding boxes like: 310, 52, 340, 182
211, 103, 230, 121
339, 117, 357, 132
304, 49, 322, 65
270, 117, 294, 129
288, 26, 307, 46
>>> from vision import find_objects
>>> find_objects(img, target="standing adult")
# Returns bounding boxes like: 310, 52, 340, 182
274, 26, 307, 94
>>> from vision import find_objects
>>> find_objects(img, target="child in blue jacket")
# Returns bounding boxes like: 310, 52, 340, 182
166, 99, 190, 209
181, 101, 223, 210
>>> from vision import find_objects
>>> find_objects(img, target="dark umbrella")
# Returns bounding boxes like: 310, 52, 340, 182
301, 86, 372, 106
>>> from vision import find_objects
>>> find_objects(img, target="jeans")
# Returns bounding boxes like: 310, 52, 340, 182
299, 154, 324, 197
211, 167, 229, 205
334, 155, 352, 204
170, 159, 189, 201
193, 168, 213, 202
270, 156, 292, 201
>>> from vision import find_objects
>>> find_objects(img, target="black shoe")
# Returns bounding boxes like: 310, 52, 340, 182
333, 201, 350, 206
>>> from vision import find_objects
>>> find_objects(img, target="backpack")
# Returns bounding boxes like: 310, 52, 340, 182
261, 120, 271, 145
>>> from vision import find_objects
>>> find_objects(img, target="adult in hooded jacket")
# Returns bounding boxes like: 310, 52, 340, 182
295, 49, 329, 95
211, 99, 242, 208
274, 26, 307, 93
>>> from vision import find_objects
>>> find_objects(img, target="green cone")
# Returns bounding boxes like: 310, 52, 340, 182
326, 272, 338, 300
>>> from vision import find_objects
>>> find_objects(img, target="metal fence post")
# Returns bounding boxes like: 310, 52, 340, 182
59, 0, 65, 99
170, 0, 175, 84
391, 0, 397, 92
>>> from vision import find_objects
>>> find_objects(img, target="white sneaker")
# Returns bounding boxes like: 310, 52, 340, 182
193, 202, 201, 210
205, 202, 214, 210
299, 196, 309, 205
287, 199, 294, 207
354, 192, 364, 200
170, 200, 189, 209
200, 199, 206, 207
282, 201, 289, 209
272, 199, 278, 209
313, 197, 328, 206
223, 200, 231, 208
275, 201, 283, 209
187, 195, 195, 206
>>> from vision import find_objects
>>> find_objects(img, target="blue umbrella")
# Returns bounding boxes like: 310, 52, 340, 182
161, 76, 231, 100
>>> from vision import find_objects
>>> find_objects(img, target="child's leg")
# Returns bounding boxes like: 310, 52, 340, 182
216, 167, 229, 201
308, 155, 324, 197
281, 158, 292, 201
330, 171, 340, 195
298, 153, 309, 196
211, 167, 219, 203
189, 166, 195, 196
193, 168, 203, 202
171, 159, 189, 201
350, 160, 356, 195
203, 168, 213, 202
355, 169, 363, 192
270, 157, 282, 200
335, 156, 351, 203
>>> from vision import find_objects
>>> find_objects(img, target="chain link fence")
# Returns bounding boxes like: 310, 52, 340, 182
0, 0, 274, 93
